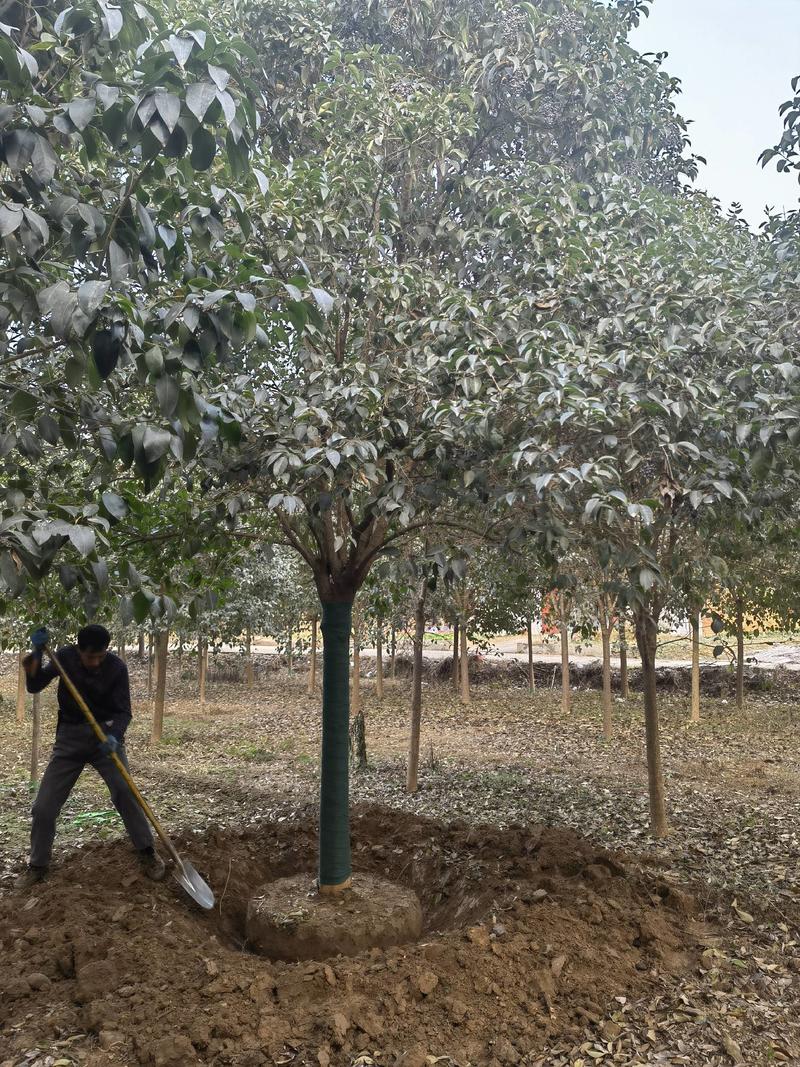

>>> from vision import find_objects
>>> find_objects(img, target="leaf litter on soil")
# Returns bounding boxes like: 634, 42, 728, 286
0, 653, 798, 1066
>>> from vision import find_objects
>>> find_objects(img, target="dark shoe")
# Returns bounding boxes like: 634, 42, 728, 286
138, 848, 166, 881
15, 865, 48, 891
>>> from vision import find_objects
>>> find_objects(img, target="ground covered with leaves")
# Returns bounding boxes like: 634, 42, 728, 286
0, 653, 798, 1067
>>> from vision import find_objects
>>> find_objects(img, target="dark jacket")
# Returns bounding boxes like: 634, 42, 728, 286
26, 646, 132, 740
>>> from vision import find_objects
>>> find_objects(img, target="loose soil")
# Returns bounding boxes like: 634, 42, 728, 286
0, 808, 706, 1067
1, 652, 799, 1066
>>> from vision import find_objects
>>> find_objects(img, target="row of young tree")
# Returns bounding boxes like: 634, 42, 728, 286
1, 0, 799, 886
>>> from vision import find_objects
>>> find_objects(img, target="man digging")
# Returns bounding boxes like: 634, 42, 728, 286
15, 624, 166, 890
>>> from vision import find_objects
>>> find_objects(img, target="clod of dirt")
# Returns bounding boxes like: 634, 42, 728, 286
246, 872, 423, 960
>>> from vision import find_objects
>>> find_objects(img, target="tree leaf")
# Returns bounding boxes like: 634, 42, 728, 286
77, 279, 109, 317
155, 92, 181, 133
186, 80, 217, 122
168, 34, 194, 66
67, 97, 96, 131
141, 425, 172, 462
101, 491, 128, 520
68, 526, 95, 557
190, 126, 216, 171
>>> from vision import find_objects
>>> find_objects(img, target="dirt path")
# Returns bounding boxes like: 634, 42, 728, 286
0, 658, 798, 1066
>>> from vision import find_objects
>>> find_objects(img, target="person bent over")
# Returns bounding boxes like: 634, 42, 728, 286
15, 624, 165, 890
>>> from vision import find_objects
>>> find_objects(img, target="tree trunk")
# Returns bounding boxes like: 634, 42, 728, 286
177, 631, 184, 666
690, 612, 701, 723
407, 582, 426, 793
199, 637, 207, 708
735, 597, 744, 711
287, 626, 294, 676
151, 629, 168, 743
600, 622, 612, 740
351, 623, 361, 716
30, 692, 41, 786
117, 630, 126, 662
390, 624, 397, 679
16, 652, 26, 725
459, 621, 470, 706
319, 601, 353, 891
245, 625, 254, 688
308, 615, 318, 695
138, 631, 146, 660
634, 608, 668, 837
526, 612, 535, 693
452, 621, 460, 691
618, 615, 629, 699
560, 615, 571, 715
147, 631, 154, 699
375, 625, 384, 701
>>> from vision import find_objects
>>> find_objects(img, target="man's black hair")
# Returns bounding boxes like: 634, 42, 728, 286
77, 624, 111, 652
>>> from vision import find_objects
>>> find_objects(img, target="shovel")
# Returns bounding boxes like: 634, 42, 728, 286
44, 644, 215, 910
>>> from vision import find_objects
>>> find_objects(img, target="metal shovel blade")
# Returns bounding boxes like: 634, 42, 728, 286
173, 858, 215, 910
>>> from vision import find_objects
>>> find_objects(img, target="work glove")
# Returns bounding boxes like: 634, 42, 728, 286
99, 734, 119, 757
30, 627, 49, 654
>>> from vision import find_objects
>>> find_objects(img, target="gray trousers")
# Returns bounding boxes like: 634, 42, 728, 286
30, 722, 152, 867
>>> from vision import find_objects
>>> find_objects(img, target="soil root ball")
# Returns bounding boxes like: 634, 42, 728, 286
246, 872, 423, 960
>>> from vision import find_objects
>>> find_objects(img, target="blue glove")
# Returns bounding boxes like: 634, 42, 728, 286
30, 627, 49, 654
99, 734, 119, 757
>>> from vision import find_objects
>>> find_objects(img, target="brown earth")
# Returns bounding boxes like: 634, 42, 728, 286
0, 806, 707, 1067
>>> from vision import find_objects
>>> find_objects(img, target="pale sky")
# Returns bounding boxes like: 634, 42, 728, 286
630, 0, 800, 225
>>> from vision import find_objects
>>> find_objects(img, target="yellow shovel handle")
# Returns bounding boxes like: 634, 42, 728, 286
45, 645, 183, 871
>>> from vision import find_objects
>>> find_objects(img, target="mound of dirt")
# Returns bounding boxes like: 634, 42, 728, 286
0, 805, 708, 1067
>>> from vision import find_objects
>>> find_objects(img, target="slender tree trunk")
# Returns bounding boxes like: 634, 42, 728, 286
177, 631, 184, 667
526, 612, 535, 693
151, 629, 168, 743
308, 615, 318, 695
452, 621, 460, 691
735, 597, 745, 711
390, 623, 397, 679
117, 630, 126, 662
600, 621, 612, 740
618, 615, 629, 699
147, 632, 154, 699
351, 623, 361, 715
690, 612, 701, 723
245, 625, 254, 688
30, 692, 41, 786
560, 612, 571, 715
375, 625, 384, 701
287, 626, 294, 676
138, 631, 146, 660
634, 608, 668, 837
407, 581, 426, 793
319, 600, 353, 891
459, 621, 471, 706
16, 652, 26, 725
199, 636, 207, 708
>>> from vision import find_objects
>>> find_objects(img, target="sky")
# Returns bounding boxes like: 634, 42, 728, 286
629, 0, 800, 224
